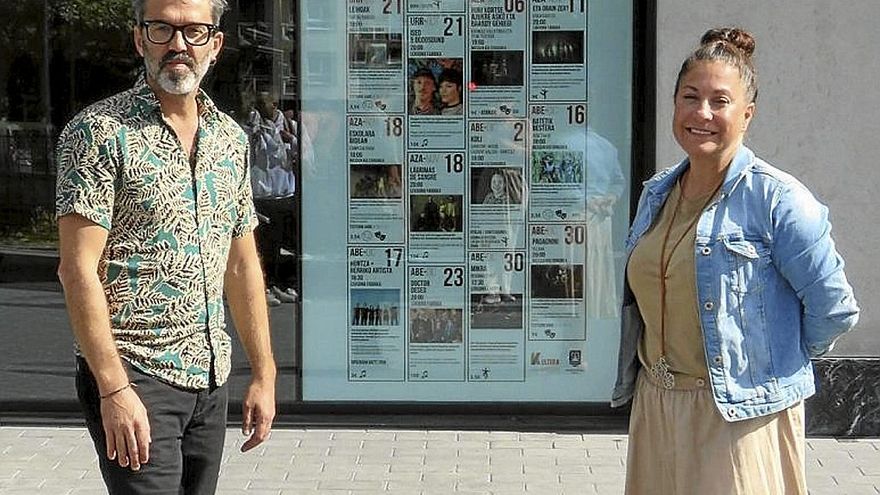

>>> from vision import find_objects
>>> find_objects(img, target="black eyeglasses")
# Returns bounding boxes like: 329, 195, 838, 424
140, 20, 218, 46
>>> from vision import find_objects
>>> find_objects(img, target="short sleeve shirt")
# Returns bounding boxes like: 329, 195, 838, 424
55, 78, 258, 390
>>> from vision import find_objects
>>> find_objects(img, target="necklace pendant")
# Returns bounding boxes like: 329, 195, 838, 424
650, 355, 675, 389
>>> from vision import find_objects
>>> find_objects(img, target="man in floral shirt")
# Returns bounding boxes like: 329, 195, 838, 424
55, 0, 275, 492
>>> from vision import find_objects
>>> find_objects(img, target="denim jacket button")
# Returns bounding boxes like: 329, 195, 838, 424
703, 301, 714, 311
701, 247, 711, 256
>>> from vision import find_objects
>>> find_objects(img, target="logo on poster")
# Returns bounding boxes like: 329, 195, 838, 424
568, 350, 582, 367
530, 352, 560, 367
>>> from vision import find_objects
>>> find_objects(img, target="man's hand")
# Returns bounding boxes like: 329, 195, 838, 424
100, 386, 151, 470
240, 379, 275, 452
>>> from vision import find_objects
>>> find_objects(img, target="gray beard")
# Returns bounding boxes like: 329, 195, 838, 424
145, 57, 210, 95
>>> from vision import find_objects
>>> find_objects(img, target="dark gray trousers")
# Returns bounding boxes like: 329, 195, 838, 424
76, 357, 228, 495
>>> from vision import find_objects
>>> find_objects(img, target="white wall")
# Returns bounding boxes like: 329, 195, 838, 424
656, 2, 879, 355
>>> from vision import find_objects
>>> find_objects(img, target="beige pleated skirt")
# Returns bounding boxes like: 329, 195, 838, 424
625, 370, 806, 495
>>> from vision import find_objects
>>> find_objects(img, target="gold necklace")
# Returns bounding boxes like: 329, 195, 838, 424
650, 176, 723, 389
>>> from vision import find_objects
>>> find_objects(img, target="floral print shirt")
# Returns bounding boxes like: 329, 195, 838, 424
56, 78, 257, 390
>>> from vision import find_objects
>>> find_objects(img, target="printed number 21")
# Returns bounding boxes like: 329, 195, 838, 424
383, 0, 401, 14
444, 17, 463, 36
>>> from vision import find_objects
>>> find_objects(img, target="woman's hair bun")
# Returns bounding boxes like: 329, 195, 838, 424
700, 27, 756, 58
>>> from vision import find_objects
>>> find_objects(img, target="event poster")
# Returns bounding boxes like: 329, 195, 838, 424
302, 0, 632, 401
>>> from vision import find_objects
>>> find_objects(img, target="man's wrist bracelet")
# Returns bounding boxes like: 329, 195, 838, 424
100, 382, 136, 400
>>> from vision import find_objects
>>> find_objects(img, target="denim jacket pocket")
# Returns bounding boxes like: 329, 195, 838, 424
721, 234, 768, 294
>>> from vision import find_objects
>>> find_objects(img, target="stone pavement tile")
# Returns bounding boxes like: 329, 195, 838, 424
522, 447, 570, 458
218, 462, 258, 478
247, 478, 321, 491
14, 467, 87, 480
464, 431, 520, 441
525, 481, 566, 493
555, 454, 590, 465
68, 482, 115, 495
218, 490, 281, 495
317, 465, 357, 479
352, 468, 421, 482
552, 464, 589, 475
423, 471, 489, 483
584, 455, 625, 467
250, 463, 290, 481
300, 438, 361, 449
0, 490, 57, 495
16, 428, 88, 439
390, 440, 429, 451
457, 480, 525, 492
356, 454, 395, 465
386, 480, 457, 492
284, 461, 325, 473
590, 464, 626, 476
390, 450, 426, 462
488, 450, 524, 461
462, 462, 523, 474
328, 430, 370, 440
517, 456, 556, 468
318, 479, 386, 491
216, 477, 251, 490
833, 474, 880, 488
426, 439, 489, 450
322, 453, 361, 463
410, 461, 458, 473
393, 430, 434, 440
290, 429, 335, 440
362, 431, 400, 440
348, 464, 389, 476
0, 464, 21, 478
0, 477, 43, 490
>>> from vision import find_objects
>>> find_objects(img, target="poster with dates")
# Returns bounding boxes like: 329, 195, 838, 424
341, 0, 595, 389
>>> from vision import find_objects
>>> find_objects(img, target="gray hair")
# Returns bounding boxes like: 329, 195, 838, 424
132, 0, 229, 25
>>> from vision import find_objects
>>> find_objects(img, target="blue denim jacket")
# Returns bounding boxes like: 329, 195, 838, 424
611, 146, 860, 421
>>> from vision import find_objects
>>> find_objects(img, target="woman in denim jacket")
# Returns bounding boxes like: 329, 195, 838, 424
613, 28, 859, 494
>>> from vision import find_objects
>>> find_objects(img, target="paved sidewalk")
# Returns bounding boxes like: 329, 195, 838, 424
0, 426, 878, 494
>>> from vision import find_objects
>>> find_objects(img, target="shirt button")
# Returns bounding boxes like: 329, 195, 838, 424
713, 355, 723, 365
696, 378, 705, 387
728, 408, 738, 418
703, 301, 714, 311
701, 247, 712, 256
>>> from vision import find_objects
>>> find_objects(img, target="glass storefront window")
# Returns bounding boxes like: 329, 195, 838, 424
2, 0, 643, 413
299, 0, 633, 402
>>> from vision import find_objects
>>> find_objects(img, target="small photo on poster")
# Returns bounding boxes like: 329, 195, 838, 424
410, 308, 464, 343
351, 288, 402, 326
532, 31, 584, 65
407, 58, 464, 116
410, 194, 463, 232
531, 151, 584, 184
531, 264, 584, 299
470, 293, 523, 329
349, 33, 403, 69
471, 50, 524, 86
471, 167, 524, 205
350, 164, 403, 199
